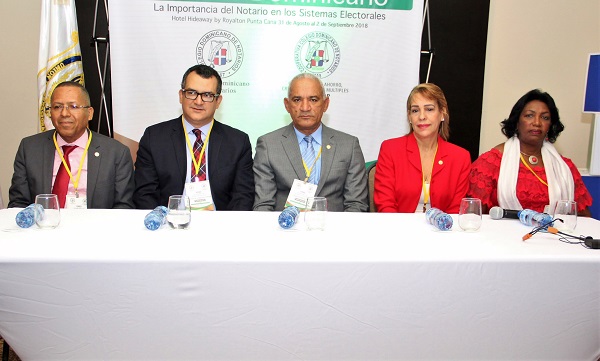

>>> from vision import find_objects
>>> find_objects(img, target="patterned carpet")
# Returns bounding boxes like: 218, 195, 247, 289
0, 337, 21, 361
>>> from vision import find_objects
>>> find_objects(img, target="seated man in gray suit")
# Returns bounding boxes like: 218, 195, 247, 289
9, 81, 135, 209
253, 73, 369, 212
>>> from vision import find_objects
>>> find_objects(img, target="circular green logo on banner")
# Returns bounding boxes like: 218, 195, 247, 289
294, 31, 341, 78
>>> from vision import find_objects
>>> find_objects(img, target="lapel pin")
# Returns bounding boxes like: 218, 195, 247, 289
326, 144, 331, 150
95, 152, 100, 157
438, 160, 443, 165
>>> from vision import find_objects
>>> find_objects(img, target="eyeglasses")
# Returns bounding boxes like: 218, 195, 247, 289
45, 104, 91, 113
182, 89, 219, 102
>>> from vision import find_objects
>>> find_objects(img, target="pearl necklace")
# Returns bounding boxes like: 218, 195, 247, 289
520, 151, 539, 165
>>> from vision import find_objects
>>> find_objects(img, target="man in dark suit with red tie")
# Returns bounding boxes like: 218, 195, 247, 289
133, 64, 254, 210
8, 81, 135, 209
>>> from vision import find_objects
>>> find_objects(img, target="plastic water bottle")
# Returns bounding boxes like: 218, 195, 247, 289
425, 207, 453, 231
278, 206, 300, 229
518, 209, 553, 228
15, 204, 44, 228
144, 206, 168, 230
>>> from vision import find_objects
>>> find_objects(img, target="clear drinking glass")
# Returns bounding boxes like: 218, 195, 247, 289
304, 196, 327, 231
34, 194, 61, 229
167, 195, 191, 229
552, 200, 577, 232
458, 197, 482, 231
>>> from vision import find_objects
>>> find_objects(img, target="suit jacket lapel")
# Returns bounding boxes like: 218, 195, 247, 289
43, 131, 57, 193
172, 116, 188, 182
281, 124, 305, 181
431, 136, 447, 179
406, 133, 422, 172
407, 133, 447, 178
206, 120, 222, 178
318, 125, 335, 191
85, 132, 103, 201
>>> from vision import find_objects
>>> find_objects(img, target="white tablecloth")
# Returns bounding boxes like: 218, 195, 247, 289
0, 209, 599, 360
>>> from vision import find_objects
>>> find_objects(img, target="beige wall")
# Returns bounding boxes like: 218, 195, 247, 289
0, 0, 599, 205
0, 1, 40, 207
482, 0, 600, 169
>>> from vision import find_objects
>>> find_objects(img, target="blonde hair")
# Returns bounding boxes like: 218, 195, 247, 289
406, 83, 450, 141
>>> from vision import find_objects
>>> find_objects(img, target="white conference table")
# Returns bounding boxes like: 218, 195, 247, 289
0, 208, 599, 361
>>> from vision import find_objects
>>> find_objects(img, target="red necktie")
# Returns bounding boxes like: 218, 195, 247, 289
191, 129, 206, 182
52, 145, 77, 208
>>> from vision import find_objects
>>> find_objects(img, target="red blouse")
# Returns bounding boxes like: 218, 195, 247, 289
467, 148, 592, 213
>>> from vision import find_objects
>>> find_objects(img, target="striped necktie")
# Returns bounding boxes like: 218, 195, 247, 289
302, 135, 317, 184
191, 129, 206, 181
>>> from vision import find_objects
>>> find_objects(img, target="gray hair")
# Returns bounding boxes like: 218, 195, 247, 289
287, 73, 326, 98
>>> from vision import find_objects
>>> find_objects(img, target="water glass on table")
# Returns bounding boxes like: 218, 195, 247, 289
552, 200, 577, 232
167, 195, 191, 229
458, 197, 482, 231
304, 196, 327, 231
34, 194, 61, 229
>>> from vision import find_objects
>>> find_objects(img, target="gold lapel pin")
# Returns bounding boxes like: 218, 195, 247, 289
326, 144, 331, 150
438, 160, 443, 165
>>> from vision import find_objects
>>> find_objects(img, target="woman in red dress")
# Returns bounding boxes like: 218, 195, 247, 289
468, 89, 592, 216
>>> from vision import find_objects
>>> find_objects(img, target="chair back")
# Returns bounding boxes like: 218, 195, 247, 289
367, 162, 377, 212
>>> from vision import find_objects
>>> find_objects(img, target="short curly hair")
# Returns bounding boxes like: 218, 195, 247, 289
500, 89, 564, 143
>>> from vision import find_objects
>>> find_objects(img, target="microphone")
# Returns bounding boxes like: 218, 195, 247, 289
491, 206, 553, 229
489, 206, 519, 220
584, 237, 600, 249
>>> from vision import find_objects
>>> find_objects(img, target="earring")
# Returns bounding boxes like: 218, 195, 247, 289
442, 118, 445, 122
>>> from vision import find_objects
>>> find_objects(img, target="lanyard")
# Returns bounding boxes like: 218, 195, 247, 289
183, 119, 214, 177
53, 129, 92, 195
422, 143, 438, 212
302, 145, 323, 182
520, 153, 548, 187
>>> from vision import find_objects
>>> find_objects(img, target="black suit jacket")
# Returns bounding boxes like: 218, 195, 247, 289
133, 116, 254, 210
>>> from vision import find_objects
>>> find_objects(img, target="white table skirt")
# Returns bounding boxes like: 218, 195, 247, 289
0, 209, 599, 360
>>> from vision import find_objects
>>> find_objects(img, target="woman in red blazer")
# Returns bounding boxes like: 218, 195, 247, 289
374, 83, 471, 213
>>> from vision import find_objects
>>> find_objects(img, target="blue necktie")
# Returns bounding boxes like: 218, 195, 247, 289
302, 135, 317, 184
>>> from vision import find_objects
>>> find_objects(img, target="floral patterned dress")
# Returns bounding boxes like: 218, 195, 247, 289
467, 148, 592, 213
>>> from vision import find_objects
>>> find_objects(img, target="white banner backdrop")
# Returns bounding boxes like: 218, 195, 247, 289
108, 0, 423, 162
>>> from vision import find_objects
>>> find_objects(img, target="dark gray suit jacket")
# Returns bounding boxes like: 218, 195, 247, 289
8, 130, 135, 209
253, 123, 369, 212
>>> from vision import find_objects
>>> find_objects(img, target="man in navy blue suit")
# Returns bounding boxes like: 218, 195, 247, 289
133, 64, 254, 210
